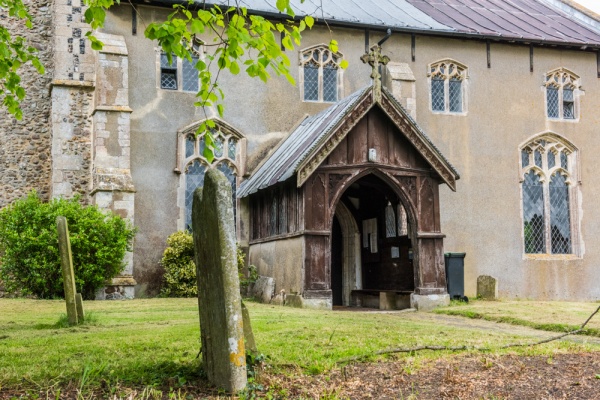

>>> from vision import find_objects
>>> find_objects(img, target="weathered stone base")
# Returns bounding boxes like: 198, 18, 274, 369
95, 275, 137, 300
283, 290, 332, 310
410, 293, 450, 311
298, 296, 332, 310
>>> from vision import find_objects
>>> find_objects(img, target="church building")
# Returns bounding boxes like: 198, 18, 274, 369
2, 0, 600, 307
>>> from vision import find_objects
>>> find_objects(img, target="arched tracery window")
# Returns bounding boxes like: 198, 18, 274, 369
300, 45, 344, 103
520, 134, 579, 255
177, 120, 245, 231
544, 68, 581, 120
427, 59, 468, 114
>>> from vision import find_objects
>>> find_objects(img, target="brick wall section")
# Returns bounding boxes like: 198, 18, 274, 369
0, 0, 54, 207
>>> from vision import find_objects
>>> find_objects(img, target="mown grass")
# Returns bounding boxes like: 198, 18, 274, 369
1, 298, 599, 397
435, 299, 600, 337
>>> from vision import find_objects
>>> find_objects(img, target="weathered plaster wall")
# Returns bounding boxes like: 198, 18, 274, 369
0, 0, 54, 206
249, 237, 304, 296
408, 38, 600, 301
99, 3, 600, 300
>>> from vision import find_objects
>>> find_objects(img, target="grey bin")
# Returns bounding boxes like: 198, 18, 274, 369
444, 252, 466, 300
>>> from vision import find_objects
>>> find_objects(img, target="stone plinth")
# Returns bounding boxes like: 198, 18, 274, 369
410, 293, 450, 311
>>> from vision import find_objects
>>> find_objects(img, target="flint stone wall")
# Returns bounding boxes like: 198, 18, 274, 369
0, 0, 54, 207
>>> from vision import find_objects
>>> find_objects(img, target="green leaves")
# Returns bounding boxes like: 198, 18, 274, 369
141, 2, 322, 158
0, 191, 136, 299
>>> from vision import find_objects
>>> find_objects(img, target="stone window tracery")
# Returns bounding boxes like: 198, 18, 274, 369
300, 45, 344, 103
544, 68, 581, 121
520, 134, 579, 256
427, 59, 467, 114
177, 120, 244, 231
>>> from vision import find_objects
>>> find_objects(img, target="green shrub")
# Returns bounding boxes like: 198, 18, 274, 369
160, 231, 257, 297
0, 191, 136, 299
160, 231, 197, 297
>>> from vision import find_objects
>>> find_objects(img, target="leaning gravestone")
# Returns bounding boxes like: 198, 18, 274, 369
477, 275, 498, 300
252, 276, 275, 304
192, 169, 247, 393
56, 216, 79, 326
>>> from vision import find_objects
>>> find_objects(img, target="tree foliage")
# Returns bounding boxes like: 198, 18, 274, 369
159, 230, 257, 298
0, 191, 136, 299
0, 0, 44, 119
1, 0, 345, 156
83, 0, 341, 160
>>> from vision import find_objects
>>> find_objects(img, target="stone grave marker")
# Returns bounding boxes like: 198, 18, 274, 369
477, 275, 498, 300
56, 216, 79, 326
192, 169, 247, 393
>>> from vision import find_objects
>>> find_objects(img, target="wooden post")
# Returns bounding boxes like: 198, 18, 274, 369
56, 216, 78, 326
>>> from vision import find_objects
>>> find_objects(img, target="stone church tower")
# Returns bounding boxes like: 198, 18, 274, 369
1, 0, 136, 298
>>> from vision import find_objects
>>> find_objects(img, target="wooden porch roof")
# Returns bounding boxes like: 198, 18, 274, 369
238, 85, 460, 198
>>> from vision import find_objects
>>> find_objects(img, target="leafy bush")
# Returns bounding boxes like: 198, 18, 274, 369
0, 191, 136, 299
160, 230, 257, 297
160, 231, 197, 297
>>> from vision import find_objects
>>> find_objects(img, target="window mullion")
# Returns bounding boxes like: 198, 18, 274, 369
558, 86, 563, 120
445, 78, 450, 112
318, 65, 324, 102
543, 181, 552, 254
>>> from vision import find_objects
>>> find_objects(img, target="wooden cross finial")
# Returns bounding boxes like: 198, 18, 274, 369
360, 44, 390, 101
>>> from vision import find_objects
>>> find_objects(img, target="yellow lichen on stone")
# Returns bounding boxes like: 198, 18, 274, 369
229, 338, 246, 367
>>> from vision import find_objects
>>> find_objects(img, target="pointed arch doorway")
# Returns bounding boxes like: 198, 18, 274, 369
239, 84, 459, 311
330, 173, 416, 308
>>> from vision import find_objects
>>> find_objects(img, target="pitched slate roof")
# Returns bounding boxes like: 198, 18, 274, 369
237, 86, 460, 197
153, 0, 600, 47
237, 86, 371, 197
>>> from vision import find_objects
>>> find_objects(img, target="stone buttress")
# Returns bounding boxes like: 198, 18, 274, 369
50, 0, 136, 299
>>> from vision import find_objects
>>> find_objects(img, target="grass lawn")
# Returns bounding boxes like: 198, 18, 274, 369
1, 298, 599, 398
435, 299, 600, 336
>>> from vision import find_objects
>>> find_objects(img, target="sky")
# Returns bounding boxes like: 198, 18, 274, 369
573, 0, 600, 14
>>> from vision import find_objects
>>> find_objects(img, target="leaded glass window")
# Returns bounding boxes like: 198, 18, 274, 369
563, 88, 574, 119
303, 64, 319, 101
545, 69, 580, 121
429, 59, 467, 114
181, 124, 240, 232
560, 151, 568, 170
521, 150, 530, 168
182, 55, 199, 92
385, 203, 396, 238
523, 170, 545, 254
159, 40, 203, 93
160, 53, 177, 90
549, 173, 571, 254
431, 78, 445, 112
520, 135, 577, 255
534, 150, 543, 168
300, 46, 343, 102
449, 78, 462, 112
547, 151, 556, 169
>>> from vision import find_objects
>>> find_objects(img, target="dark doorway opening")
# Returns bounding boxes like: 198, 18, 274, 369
331, 216, 343, 306
336, 174, 415, 302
